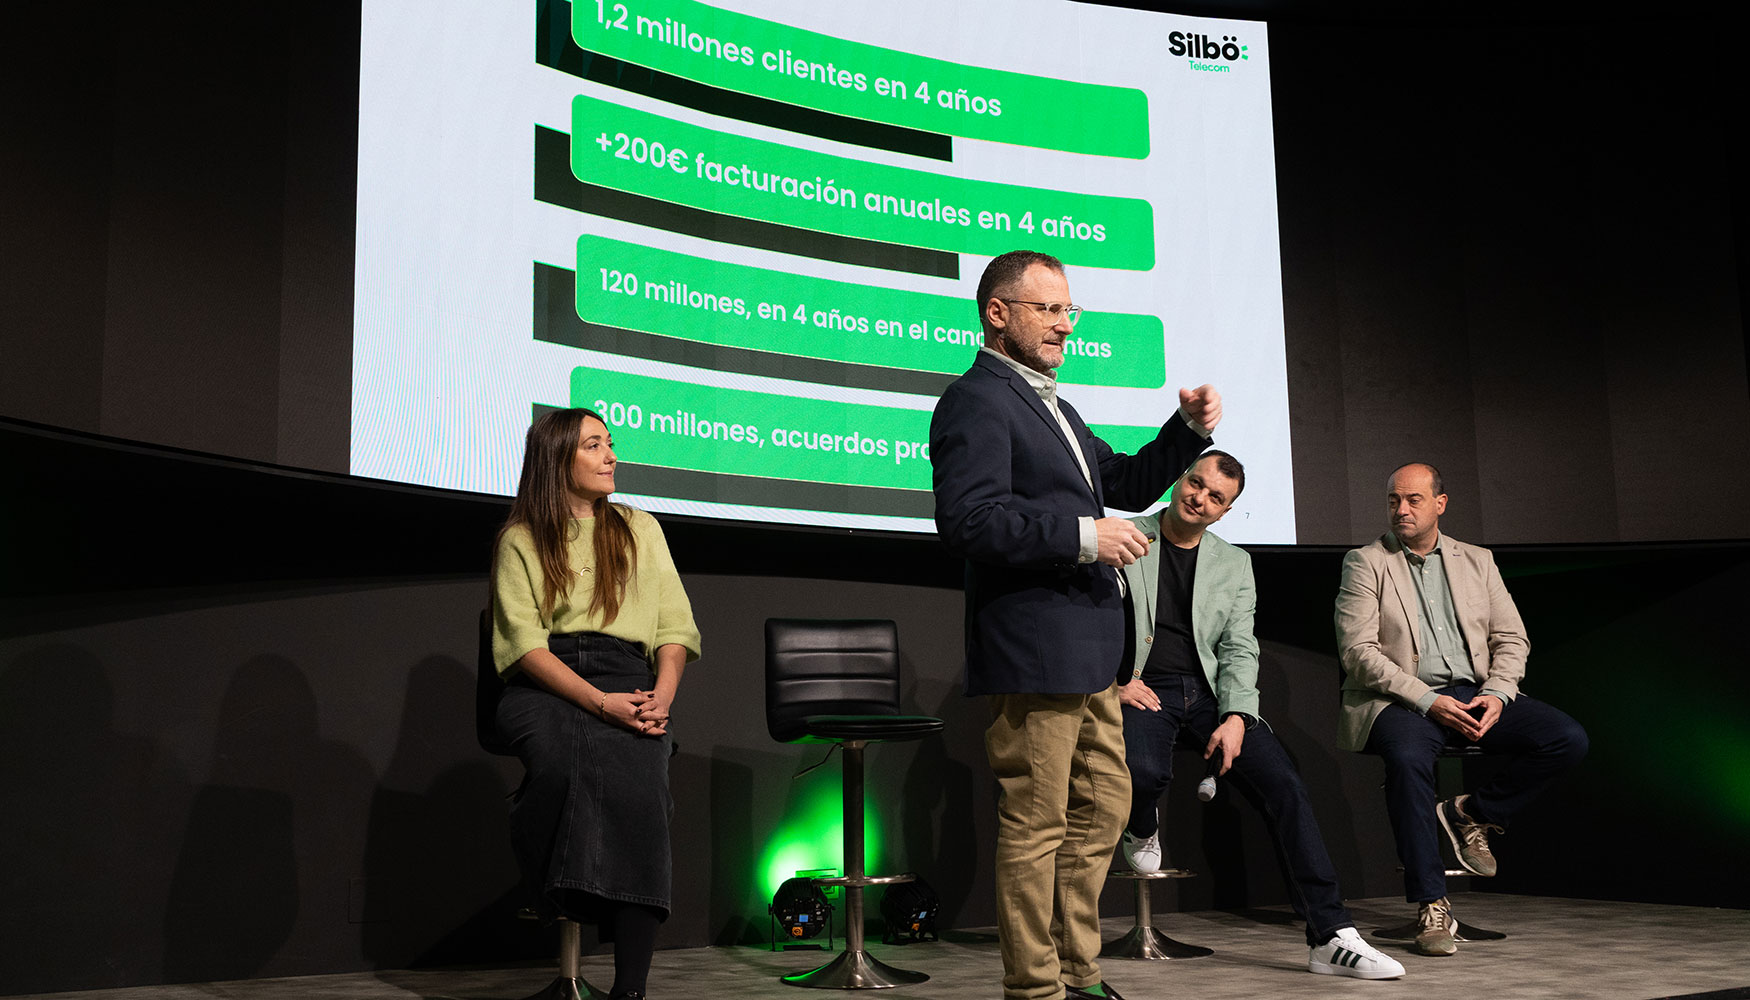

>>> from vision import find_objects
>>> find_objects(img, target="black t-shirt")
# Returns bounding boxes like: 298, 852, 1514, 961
1141, 542, 1204, 683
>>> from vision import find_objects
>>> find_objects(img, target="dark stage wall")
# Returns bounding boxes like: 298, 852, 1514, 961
1273, 17, 1750, 543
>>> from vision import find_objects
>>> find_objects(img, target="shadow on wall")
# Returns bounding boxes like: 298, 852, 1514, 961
699, 747, 760, 947
360, 654, 527, 967
162, 653, 376, 983
0, 644, 194, 995
1256, 641, 1387, 903
900, 660, 980, 929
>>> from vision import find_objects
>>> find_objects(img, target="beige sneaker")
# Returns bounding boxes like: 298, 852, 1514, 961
1438, 794, 1503, 877
1414, 897, 1457, 956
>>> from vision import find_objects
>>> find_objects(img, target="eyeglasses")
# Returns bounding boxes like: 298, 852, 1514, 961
1000, 299, 1083, 328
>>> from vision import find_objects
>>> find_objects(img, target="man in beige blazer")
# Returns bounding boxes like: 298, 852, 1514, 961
1334, 463, 1588, 957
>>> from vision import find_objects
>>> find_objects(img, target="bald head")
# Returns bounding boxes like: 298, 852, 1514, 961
1387, 462, 1443, 498
1385, 463, 1446, 555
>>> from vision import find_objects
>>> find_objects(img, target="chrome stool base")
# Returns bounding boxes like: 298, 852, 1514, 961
514, 913, 608, 1000
782, 948, 931, 989
1100, 869, 1212, 961
1373, 918, 1507, 942
1101, 924, 1216, 960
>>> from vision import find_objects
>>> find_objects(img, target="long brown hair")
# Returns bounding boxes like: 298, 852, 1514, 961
497, 408, 638, 625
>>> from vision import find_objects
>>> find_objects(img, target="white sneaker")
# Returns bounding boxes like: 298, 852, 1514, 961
1119, 827, 1161, 873
1308, 926, 1405, 980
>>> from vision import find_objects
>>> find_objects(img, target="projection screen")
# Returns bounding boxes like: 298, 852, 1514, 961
353, 0, 1292, 541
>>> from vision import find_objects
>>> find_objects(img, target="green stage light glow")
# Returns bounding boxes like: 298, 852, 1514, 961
1588, 690, 1750, 828
1691, 721, 1750, 826
758, 779, 883, 904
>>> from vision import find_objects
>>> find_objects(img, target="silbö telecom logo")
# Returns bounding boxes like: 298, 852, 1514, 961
1169, 31, 1248, 73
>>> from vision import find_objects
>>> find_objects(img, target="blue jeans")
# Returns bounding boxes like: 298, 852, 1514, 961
1123, 674, 1351, 946
1363, 684, 1589, 903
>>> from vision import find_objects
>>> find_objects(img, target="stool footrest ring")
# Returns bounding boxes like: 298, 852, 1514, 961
1104, 868, 1197, 880
812, 874, 914, 888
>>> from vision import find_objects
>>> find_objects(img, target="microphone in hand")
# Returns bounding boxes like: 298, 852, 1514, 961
1197, 753, 1220, 803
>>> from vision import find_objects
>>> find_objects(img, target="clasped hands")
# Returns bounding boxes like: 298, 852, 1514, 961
1428, 693, 1501, 741
599, 689, 671, 736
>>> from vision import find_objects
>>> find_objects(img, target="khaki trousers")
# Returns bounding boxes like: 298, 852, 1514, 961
985, 684, 1128, 1000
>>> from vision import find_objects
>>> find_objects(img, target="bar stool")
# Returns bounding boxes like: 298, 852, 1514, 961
765, 619, 944, 989
1101, 868, 1212, 960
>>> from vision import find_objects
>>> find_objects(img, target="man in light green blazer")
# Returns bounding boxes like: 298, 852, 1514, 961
1118, 452, 1403, 980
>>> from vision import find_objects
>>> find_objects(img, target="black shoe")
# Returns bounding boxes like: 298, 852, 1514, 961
1065, 983, 1126, 1000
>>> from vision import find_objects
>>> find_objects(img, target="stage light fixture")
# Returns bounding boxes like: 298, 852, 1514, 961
881, 872, 940, 944
769, 876, 834, 949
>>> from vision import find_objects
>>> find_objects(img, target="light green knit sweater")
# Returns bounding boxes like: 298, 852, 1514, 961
491, 506, 701, 677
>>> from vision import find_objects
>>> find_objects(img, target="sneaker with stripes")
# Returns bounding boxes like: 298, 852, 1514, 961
1308, 926, 1406, 979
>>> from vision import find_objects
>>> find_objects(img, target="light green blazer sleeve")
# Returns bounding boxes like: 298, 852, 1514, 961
1197, 534, 1261, 720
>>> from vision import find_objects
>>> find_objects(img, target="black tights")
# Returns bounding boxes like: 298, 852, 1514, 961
606, 902, 662, 998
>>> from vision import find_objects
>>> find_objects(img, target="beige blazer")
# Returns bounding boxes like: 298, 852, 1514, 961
1332, 532, 1528, 751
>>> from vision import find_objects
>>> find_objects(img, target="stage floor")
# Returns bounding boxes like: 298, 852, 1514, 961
15, 893, 1749, 1000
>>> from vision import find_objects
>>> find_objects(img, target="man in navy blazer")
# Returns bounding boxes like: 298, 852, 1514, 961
930, 250, 1221, 1000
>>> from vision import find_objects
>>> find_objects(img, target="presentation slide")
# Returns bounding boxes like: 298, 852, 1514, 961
353, 0, 1294, 541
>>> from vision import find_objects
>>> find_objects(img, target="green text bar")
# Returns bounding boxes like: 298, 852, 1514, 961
574, 235, 1165, 387
1091, 422, 1175, 456
569, 97, 1154, 269
572, 367, 936, 490
572, 0, 1148, 158
1090, 421, 1186, 509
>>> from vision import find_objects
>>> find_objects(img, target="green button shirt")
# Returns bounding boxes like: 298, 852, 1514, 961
1404, 534, 1498, 714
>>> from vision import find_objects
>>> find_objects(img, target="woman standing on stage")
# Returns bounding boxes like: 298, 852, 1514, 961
490, 407, 700, 1000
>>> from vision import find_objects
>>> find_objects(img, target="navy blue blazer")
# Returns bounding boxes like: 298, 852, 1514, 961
930, 351, 1207, 696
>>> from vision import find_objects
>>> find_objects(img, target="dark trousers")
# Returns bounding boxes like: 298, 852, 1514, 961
1363, 683, 1589, 903
1122, 674, 1351, 946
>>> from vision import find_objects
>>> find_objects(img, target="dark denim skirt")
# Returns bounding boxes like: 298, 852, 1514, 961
495, 632, 673, 919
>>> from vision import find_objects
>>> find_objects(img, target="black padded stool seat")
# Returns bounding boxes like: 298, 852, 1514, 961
766, 619, 944, 989
783, 715, 946, 743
